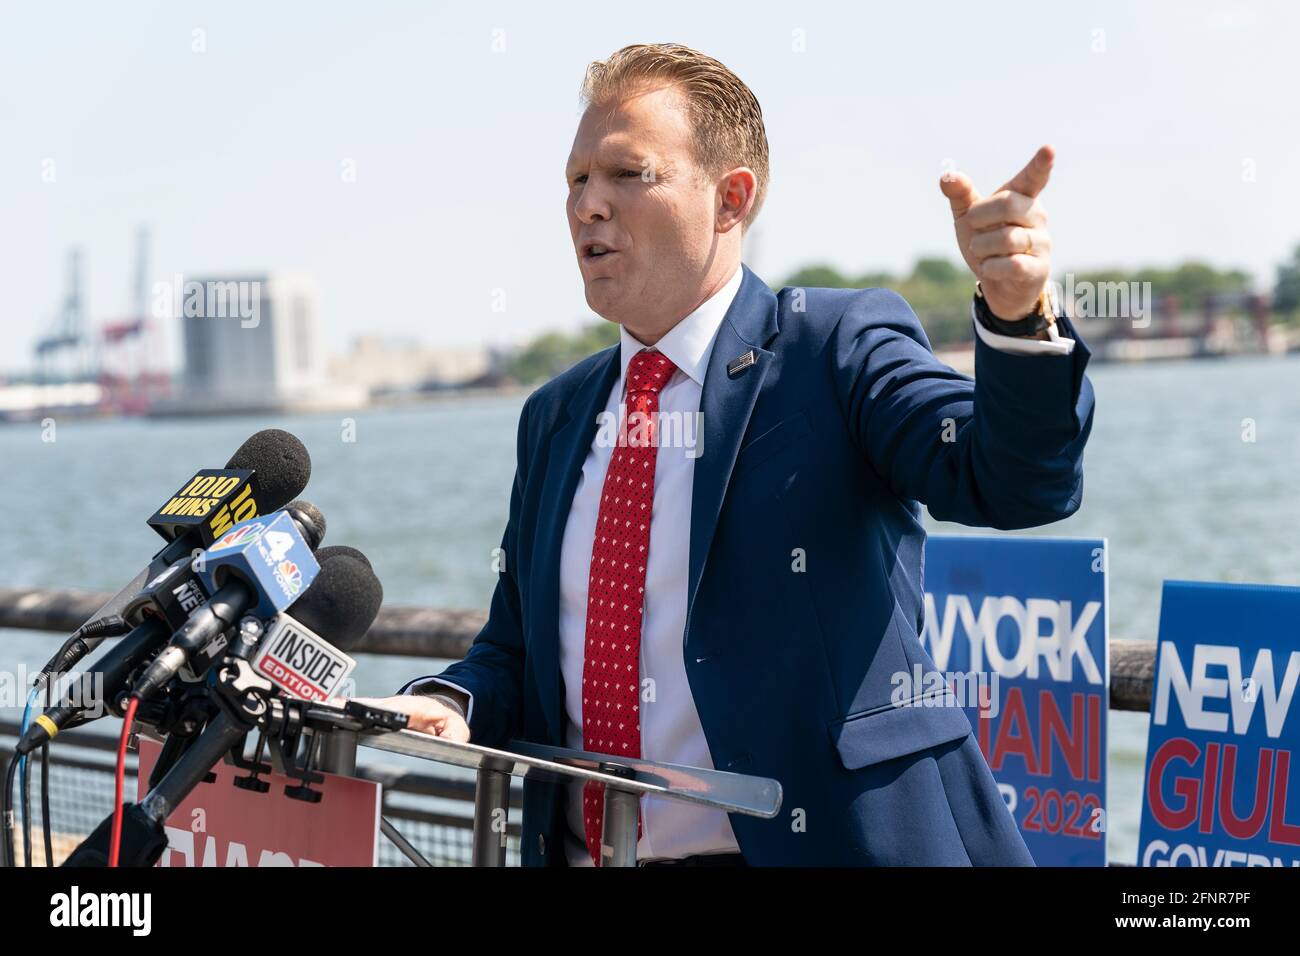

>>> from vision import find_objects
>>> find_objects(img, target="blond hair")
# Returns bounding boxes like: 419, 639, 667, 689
579, 43, 770, 231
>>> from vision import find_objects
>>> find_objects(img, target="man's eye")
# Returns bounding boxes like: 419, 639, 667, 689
620, 169, 641, 178
571, 175, 587, 185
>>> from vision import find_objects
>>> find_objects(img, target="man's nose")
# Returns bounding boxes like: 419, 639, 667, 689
573, 182, 611, 223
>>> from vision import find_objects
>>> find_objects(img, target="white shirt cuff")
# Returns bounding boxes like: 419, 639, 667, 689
397, 675, 474, 724
971, 303, 1075, 356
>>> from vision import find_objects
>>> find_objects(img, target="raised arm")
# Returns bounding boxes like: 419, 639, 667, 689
832, 285, 1094, 530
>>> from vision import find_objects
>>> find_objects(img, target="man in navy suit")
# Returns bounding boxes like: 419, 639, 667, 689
367, 43, 1094, 866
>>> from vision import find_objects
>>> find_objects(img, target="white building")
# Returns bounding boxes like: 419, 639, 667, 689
156, 273, 362, 414
329, 336, 493, 394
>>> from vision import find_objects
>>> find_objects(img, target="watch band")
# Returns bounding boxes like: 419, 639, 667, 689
973, 281, 1057, 337
428, 693, 466, 720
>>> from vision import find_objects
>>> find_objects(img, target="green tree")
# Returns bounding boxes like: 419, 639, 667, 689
1273, 244, 1300, 315
1073, 263, 1252, 312
779, 265, 852, 289
775, 258, 973, 347
506, 321, 619, 383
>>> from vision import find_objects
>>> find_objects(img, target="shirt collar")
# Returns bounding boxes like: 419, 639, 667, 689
618, 264, 743, 387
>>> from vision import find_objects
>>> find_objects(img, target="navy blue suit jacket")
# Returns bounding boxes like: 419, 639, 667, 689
435, 263, 1095, 865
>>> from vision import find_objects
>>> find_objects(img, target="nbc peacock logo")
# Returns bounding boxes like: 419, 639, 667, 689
275, 559, 303, 596
209, 521, 265, 552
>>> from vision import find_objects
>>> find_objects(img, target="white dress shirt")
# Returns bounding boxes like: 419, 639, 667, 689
401, 267, 1073, 865
555, 263, 746, 865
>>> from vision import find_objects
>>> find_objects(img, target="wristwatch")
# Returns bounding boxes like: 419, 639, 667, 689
973, 281, 1058, 339
428, 693, 466, 720
413, 681, 468, 719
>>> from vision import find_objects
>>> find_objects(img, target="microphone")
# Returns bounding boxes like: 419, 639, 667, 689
311, 544, 371, 569
285, 550, 382, 650
123, 498, 325, 634
162, 500, 328, 684
145, 429, 313, 548
17, 502, 329, 755
152, 500, 327, 685
62, 552, 385, 868
130, 505, 326, 701
146, 553, 383, 800
15, 618, 170, 755
118, 556, 208, 632
246, 551, 384, 701
45, 430, 313, 678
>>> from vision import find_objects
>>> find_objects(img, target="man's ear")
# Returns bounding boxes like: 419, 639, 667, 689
716, 167, 757, 234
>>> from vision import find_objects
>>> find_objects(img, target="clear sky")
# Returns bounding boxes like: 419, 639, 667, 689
2, 0, 1295, 372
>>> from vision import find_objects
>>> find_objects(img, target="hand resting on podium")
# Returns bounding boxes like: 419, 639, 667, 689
349, 694, 471, 743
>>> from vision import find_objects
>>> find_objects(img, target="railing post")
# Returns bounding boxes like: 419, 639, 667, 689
472, 761, 511, 866
318, 728, 358, 775
599, 762, 640, 867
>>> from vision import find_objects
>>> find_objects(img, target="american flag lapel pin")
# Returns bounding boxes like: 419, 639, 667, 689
727, 350, 757, 378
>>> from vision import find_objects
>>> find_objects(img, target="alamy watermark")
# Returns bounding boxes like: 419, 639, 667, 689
1051, 274, 1153, 329
595, 407, 704, 459
3, 665, 106, 715
152, 274, 262, 329
891, 664, 1000, 718
50, 887, 151, 935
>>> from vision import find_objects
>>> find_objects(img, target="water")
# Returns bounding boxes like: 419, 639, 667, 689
3, 355, 1298, 864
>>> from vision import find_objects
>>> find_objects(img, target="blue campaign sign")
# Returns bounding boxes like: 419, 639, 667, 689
920, 535, 1108, 866
1138, 581, 1300, 867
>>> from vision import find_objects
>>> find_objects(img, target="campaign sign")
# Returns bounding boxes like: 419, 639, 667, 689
195, 510, 319, 619
1138, 581, 1300, 867
920, 535, 1108, 866
137, 738, 381, 866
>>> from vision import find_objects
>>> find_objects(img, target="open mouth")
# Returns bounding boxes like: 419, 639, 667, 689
582, 242, 619, 261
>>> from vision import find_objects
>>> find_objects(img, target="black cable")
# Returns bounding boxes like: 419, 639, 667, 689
20, 743, 31, 867
4, 616, 130, 870
40, 744, 53, 867
2, 752, 18, 868
34, 616, 128, 694
36, 635, 81, 692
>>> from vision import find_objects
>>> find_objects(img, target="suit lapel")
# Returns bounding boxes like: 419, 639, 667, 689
687, 264, 780, 632
531, 346, 620, 743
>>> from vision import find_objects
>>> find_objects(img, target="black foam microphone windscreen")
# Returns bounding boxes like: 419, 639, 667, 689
288, 553, 383, 651
313, 544, 371, 569
224, 429, 312, 511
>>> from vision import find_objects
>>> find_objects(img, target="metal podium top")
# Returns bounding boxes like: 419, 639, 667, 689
358, 728, 782, 819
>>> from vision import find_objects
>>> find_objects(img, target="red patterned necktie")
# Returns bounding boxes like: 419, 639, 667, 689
581, 347, 678, 866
